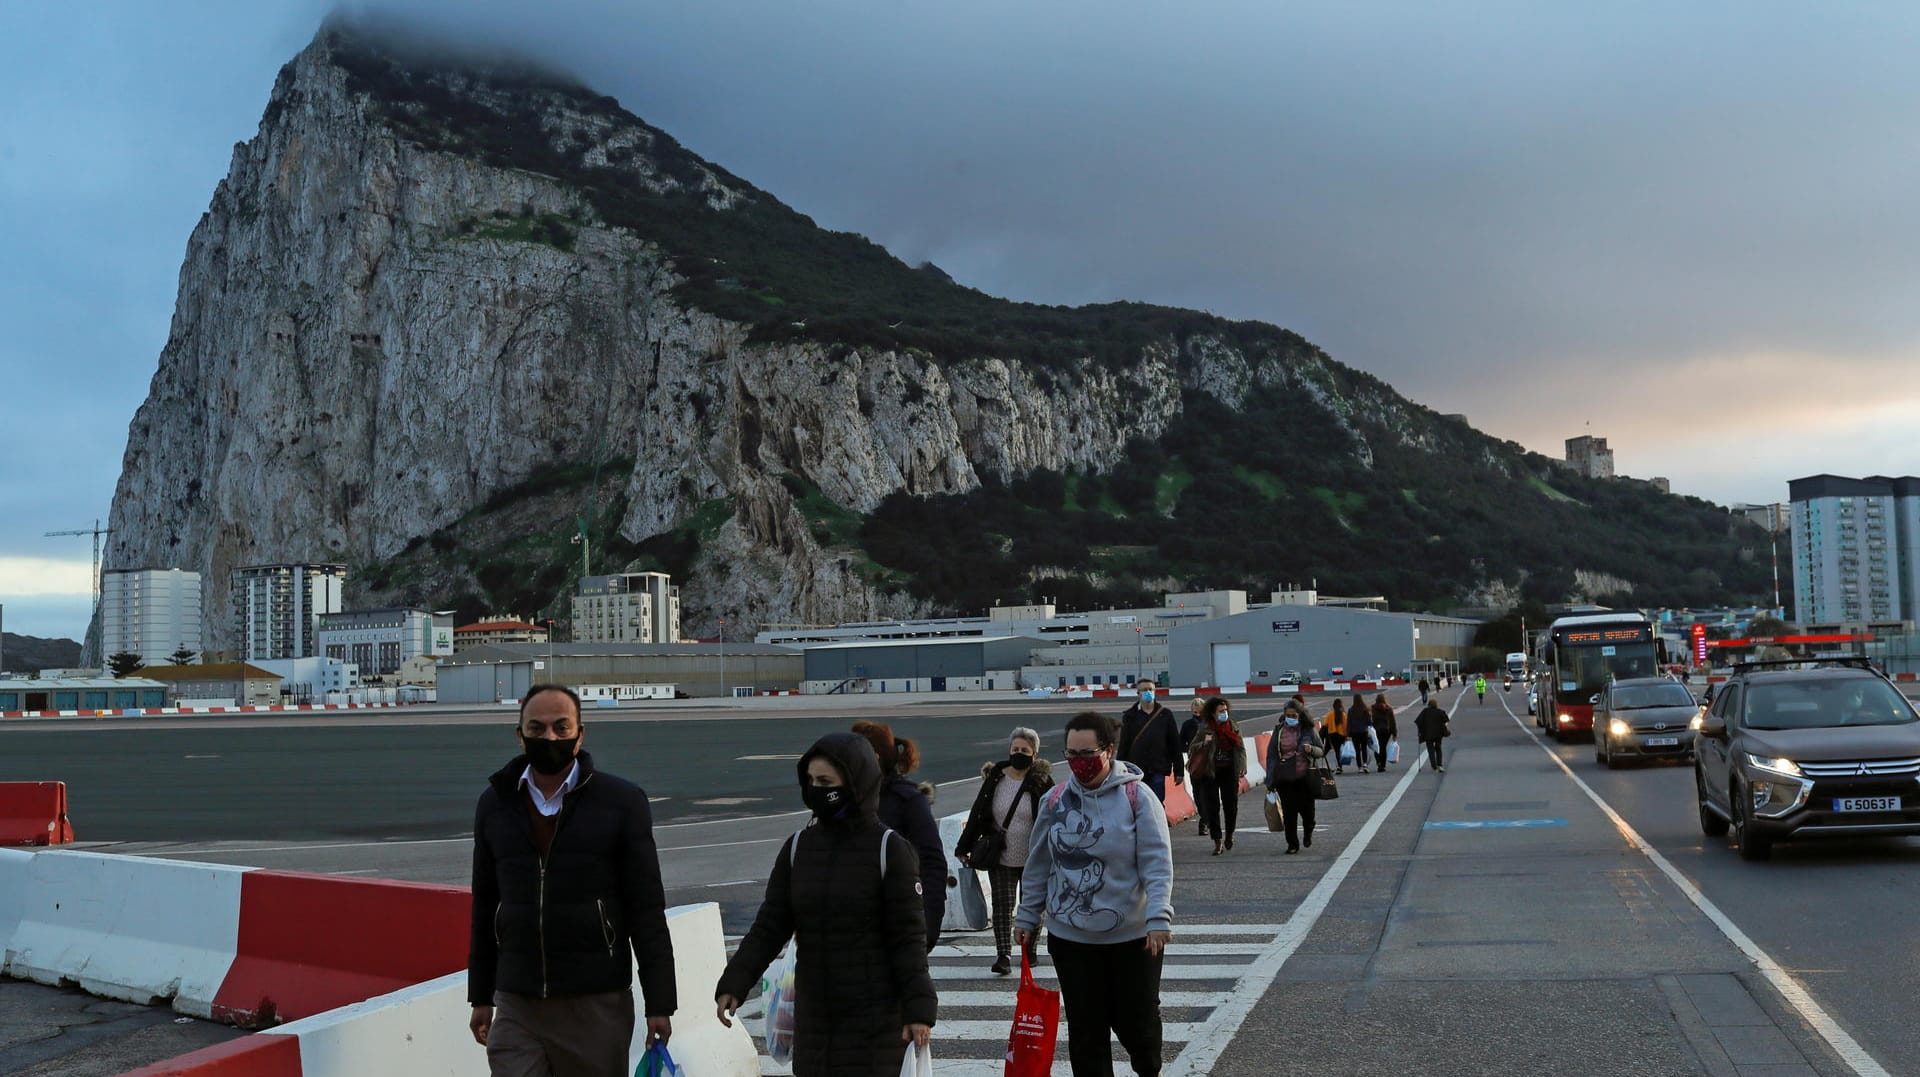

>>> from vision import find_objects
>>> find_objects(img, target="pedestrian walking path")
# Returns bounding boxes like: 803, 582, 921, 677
734, 922, 1292, 1075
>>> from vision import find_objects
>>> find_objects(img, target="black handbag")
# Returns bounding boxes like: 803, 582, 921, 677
1312, 765, 1339, 801
969, 777, 1026, 866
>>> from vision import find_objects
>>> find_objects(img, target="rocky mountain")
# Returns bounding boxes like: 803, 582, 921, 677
103, 22, 1772, 644
2, 633, 83, 676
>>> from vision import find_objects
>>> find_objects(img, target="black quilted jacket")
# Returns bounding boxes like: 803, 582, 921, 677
467, 751, 676, 1015
716, 732, 938, 1077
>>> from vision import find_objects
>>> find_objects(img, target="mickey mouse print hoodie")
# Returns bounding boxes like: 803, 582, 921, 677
1014, 759, 1175, 945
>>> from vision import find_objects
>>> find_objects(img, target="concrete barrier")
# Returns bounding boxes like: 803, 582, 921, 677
0, 781, 74, 845
1163, 777, 1197, 825
937, 812, 989, 931
3, 851, 246, 1017
636, 902, 758, 1075
213, 870, 470, 1025
115, 1035, 303, 1076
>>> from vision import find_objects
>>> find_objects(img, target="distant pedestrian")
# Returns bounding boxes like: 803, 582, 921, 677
1015, 712, 1173, 1077
851, 721, 948, 951
716, 733, 936, 1075
1370, 694, 1399, 770
1474, 675, 1487, 703
1418, 677, 1430, 704
468, 685, 676, 1076
1117, 679, 1184, 803
1347, 692, 1373, 773
1180, 698, 1209, 837
1187, 696, 1247, 855
1415, 700, 1452, 772
1265, 700, 1324, 853
956, 726, 1056, 975
1323, 699, 1350, 774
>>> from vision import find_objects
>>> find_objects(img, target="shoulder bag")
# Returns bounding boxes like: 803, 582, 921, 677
1312, 764, 1339, 801
968, 776, 1025, 867
1187, 727, 1216, 780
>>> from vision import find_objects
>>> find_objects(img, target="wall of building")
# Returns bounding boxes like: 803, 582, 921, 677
1791, 476, 1912, 623
1169, 607, 1474, 686
100, 569, 203, 666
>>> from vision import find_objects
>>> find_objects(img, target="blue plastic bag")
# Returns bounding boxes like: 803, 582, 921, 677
634, 1041, 682, 1077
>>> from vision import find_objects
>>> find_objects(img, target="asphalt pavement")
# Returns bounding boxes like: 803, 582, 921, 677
7, 684, 1918, 1075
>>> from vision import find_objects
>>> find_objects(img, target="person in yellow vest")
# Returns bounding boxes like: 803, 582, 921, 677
1474, 675, 1487, 704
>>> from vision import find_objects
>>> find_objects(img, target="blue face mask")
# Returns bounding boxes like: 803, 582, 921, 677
1140, 691, 1156, 705
1284, 716, 1300, 727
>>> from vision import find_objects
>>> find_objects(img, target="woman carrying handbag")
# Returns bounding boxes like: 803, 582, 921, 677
1265, 700, 1325, 854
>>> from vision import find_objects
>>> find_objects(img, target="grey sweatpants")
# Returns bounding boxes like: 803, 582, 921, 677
488, 988, 635, 1077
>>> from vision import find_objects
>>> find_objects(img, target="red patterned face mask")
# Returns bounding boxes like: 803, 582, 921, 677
1068, 753, 1106, 785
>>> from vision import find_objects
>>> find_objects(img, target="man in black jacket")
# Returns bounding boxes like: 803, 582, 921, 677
1117, 678, 1184, 803
468, 685, 676, 1076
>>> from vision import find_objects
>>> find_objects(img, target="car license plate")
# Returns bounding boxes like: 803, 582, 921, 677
1645, 737, 1679, 747
1834, 796, 1901, 812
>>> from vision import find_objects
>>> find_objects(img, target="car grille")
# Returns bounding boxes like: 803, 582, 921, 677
1797, 757, 1920, 778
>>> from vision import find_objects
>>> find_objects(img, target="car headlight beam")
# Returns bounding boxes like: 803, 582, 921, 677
1608, 718, 1630, 736
1745, 753, 1803, 778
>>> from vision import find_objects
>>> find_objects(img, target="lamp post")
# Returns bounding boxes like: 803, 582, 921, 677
1135, 626, 1143, 683
719, 617, 727, 699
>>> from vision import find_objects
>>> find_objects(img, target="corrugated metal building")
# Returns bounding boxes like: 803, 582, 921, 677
801, 636, 1046, 693
0, 676, 170, 712
436, 643, 802, 703
1169, 607, 1481, 686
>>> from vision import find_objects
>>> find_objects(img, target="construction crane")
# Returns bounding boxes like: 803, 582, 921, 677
44, 519, 112, 666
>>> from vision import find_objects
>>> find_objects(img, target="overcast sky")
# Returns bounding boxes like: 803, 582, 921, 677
3, 1, 1916, 639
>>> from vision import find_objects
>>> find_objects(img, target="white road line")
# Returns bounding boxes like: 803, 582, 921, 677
1497, 694, 1892, 1077
1163, 705, 1435, 1076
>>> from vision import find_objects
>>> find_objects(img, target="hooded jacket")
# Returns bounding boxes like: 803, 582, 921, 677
467, 750, 675, 1013
1015, 759, 1174, 945
956, 757, 1055, 864
876, 773, 947, 952
1415, 703, 1452, 742
716, 733, 937, 1077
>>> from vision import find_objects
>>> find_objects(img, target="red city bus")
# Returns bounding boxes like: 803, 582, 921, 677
1536, 613, 1664, 741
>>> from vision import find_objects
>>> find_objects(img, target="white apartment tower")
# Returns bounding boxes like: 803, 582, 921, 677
1790, 475, 1920, 624
570, 572, 682, 644
100, 568, 203, 665
231, 562, 347, 661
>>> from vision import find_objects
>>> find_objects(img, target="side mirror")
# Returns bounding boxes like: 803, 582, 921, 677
1698, 714, 1727, 739
1589, 693, 1602, 705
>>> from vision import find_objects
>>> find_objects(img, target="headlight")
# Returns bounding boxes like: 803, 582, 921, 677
1745, 754, 1803, 777
1689, 712, 1704, 730
1608, 719, 1630, 736
1558, 714, 1574, 724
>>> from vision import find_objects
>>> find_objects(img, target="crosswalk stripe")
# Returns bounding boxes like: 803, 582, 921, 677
935, 942, 1269, 957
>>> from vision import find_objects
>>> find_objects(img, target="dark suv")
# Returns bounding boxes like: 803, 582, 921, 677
1694, 659, 1920, 861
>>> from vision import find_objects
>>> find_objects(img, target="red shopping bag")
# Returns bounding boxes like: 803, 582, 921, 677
1005, 944, 1059, 1076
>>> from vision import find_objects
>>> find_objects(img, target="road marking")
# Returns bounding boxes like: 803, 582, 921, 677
1497, 694, 1893, 1077
1162, 697, 1441, 1076
1423, 818, 1568, 829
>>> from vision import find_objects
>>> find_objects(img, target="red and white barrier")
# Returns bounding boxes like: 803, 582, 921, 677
2, 851, 757, 1076
1, 703, 406, 720
0, 781, 75, 845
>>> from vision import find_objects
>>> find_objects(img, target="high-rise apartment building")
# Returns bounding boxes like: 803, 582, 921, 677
317, 608, 452, 677
570, 572, 682, 644
230, 563, 347, 661
1790, 475, 1920, 624
100, 568, 203, 666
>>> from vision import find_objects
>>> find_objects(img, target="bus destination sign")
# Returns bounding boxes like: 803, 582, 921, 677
1562, 627, 1650, 644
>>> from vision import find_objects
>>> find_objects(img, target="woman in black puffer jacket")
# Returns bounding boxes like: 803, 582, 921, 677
716, 733, 937, 1075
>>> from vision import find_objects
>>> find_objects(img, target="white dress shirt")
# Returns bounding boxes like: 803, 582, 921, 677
518, 760, 581, 817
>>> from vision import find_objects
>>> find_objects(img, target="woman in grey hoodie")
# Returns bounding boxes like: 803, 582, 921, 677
1015, 711, 1175, 1077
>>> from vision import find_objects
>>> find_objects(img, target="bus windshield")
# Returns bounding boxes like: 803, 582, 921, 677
1556, 643, 1659, 703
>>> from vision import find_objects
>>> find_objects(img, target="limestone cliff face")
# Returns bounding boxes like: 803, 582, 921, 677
103, 29, 1430, 644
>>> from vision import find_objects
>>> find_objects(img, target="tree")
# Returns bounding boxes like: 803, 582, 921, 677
168, 644, 198, 665
1746, 615, 1791, 640
107, 652, 146, 678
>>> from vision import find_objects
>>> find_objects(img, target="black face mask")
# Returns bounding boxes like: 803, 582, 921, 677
802, 784, 853, 820
1007, 754, 1033, 771
522, 735, 579, 776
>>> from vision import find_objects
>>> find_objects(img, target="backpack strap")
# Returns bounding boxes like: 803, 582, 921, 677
880, 827, 895, 876
788, 828, 806, 871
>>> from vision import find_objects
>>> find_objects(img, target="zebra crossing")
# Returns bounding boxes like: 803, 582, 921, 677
731, 920, 1289, 1076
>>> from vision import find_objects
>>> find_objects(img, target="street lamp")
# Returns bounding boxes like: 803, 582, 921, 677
1135, 626, 1143, 683
718, 616, 727, 699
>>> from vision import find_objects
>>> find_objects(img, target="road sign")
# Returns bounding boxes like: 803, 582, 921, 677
1271, 620, 1300, 633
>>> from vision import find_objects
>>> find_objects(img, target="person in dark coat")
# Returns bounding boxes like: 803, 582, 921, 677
467, 685, 675, 1076
1117, 679, 1185, 803
1264, 699, 1324, 853
716, 733, 937, 1075
851, 721, 947, 950
1370, 694, 1399, 770
1414, 701, 1452, 772
1346, 692, 1374, 773
1178, 697, 1209, 837
956, 726, 1056, 974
